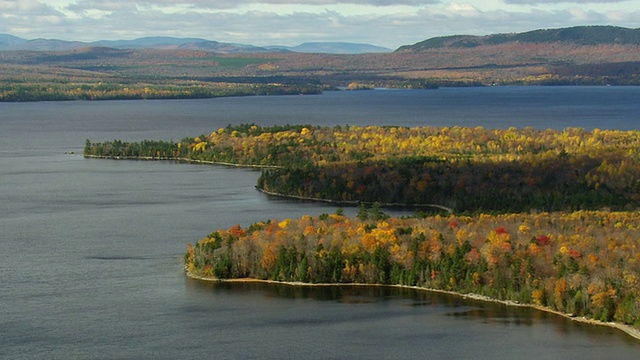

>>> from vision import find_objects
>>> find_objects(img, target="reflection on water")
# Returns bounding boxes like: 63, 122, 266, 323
450, 307, 536, 327
187, 278, 640, 353
190, 279, 464, 303
3, 88, 640, 359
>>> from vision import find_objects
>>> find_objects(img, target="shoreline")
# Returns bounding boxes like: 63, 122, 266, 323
185, 269, 640, 342
85, 154, 453, 211
255, 188, 454, 213
83, 154, 283, 169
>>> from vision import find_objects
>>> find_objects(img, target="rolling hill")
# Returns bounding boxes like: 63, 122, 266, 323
3, 26, 637, 54
1, 25, 639, 98
0, 36, 275, 53
267, 42, 391, 54
0, 35, 388, 54
396, 25, 640, 52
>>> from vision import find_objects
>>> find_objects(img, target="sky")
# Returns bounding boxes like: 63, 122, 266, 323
1, 0, 639, 49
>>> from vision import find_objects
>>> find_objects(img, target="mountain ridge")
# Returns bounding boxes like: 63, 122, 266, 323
267, 42, 391, 54
2, 26, 637, 54
397, 25, 640, 52
0, 35, 389, 54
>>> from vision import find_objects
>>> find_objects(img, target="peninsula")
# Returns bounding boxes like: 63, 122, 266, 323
84, 124, 640, 339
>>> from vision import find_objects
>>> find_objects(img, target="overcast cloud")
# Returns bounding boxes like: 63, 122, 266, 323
1, 0, 638, 48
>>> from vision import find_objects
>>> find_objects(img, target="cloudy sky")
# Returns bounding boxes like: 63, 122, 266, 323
1, 0, 639, 48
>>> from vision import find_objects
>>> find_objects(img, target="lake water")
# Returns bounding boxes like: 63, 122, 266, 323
2, 87, 640, 359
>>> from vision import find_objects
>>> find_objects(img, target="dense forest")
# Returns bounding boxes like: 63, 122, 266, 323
184, 209, 640, 327
0, 81, 321, 102
85, 124, 640, 332
85, 124, 640, 213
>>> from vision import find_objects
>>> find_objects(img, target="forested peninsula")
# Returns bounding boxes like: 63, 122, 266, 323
85, 124, 640, 212
84, 124, 640, 336
0, 82, 322, 102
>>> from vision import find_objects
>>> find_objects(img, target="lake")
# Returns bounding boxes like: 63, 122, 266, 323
2, 87, 640, 359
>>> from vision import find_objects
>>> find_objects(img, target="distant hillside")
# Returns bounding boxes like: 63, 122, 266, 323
397, 26, 640, 52
0, 35, 276, 53
176, 41, 282, 53
268, 42, 391, 54
0, 35, 385, 54
2, 25, 640, 88
0, 34, 25, 46
8, 38, 90, 52
92, 36, 209, 49
26, 47, 135, 63
94, 37, 276, 53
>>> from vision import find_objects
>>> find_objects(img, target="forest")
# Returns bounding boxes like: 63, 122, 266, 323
184, 209, 640, 327
0, 79, 322, 102
86, 124, 640, 213
85, 124, 640, 331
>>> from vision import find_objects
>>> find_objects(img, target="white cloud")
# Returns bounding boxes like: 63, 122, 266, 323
505, 0, 626, 3
446, 3, 481, 14
66, 1, 138, 12
62, 0, 441, 12
0, 0, 62, 15
0, 0, 638, 48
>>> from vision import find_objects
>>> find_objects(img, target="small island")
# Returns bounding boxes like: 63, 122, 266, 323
85, 124, 640, 339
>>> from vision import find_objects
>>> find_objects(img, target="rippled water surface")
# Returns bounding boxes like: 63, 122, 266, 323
2, 87, 639, 359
